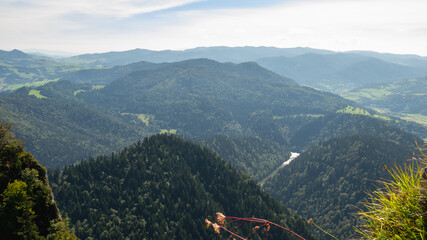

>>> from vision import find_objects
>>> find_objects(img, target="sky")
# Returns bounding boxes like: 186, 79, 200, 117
1, 0, 427, 56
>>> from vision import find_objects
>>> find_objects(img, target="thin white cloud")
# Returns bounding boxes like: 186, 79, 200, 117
1, 0, 427, 55
0, 0, 203, 51
2, 0, 203, 18
48, 0, 203, 18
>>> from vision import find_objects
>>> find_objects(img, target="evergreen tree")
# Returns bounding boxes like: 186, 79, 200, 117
0, 122, 77, 239
50, 134, 317, 240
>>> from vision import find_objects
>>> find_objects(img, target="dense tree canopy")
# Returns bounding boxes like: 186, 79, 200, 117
0, 86, 149, 168
263, 134, 419, 239
201, 135, 291, 182
50, 134, 317, 240
0, 122, 76, 239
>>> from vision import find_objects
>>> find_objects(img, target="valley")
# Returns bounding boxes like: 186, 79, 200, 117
259, 152, 300, 186
0, 47, 426, 239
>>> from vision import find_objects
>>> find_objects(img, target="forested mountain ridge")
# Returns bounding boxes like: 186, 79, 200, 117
263, 134, 420, 239
53, 47, 427, 95
79, 58, 352, 142
2, 58, 425, 169
49, 134, 317, 240
58, 46, 427, 70
59, 57, 296, 86
0, 58, 355, 168
60, 46, 335, 66
3, 47, 427, 96
0, 123, 77, 239
57, 56, 427, 141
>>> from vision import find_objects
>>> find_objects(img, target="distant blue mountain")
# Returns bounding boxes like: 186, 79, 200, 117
256, 53, 427, 93
0, 49, 31, 59
57, 46, 427, 93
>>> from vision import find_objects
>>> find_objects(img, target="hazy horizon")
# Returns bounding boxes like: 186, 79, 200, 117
2, 0, 427, 56
7, 45, 424, 59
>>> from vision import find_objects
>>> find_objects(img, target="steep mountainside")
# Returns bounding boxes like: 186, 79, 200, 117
263, 134, 419, 239
0, 84, 149, 168
49, 134, 317, 240
201, 135, 291, 182
0, 123, 76, 239
79, 58, 352, 142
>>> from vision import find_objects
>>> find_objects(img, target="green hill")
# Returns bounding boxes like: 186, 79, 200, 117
0, 49, 87, 92
0, 83, 149, 168
0, 58, 354, 169
79, 58, 352, 142
49, 134, 317, 240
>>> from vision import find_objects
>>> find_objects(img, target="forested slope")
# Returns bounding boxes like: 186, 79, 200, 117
201, 135, 290, 182
263, 134, 419, 239
0, 85, 148, 168
80, 59, 352, 142
49, 134, 317, 240
291, 113, 421, 150
0, 123, 76, 239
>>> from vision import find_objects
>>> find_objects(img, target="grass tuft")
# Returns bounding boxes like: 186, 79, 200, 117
356, 157, 426, 239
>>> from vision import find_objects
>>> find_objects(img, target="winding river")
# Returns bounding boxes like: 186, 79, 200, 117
259, 152, 300, 186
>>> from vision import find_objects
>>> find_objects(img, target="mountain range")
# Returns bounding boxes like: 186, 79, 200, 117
60, 46, 334, 66
257, 53, 427, 93
4, 46, 427, 92
0, 47, 426, 239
